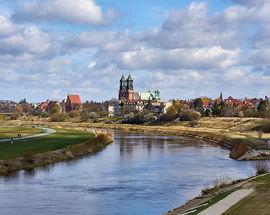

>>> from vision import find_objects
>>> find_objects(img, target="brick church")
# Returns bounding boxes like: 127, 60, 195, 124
118, 74, 160, 102
118, 74, 140, 102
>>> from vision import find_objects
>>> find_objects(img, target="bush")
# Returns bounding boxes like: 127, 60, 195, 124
201, 175, 237, 195
179, 109, 201, 121
10, 114, 20, 120
50, 113, 68, 122
0, 114, 7, 121
39, 112, 49, 118
85, 133, 112, 145
252, 120, 270, 133
252, 161, 269, 175
68, 111, 80, 118
80, 111, 100, 122
230, 141, 251, 159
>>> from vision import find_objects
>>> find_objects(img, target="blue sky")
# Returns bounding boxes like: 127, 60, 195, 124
0, 0, 270, 102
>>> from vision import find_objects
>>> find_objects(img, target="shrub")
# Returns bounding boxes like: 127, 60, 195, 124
50, 113, 68, 122
39, 112, 49, 118
86, 133, 112, 146
252, 161, 269, 175
230, 141, 251, 159
201, 175, 236, 195
23, 152, 35, 165
68, 111, 80, 118
0, 114, 7, 121
252, 120, 270, 133
124, 111, 157, 124
10, 114, 20, 120
180, 109, 201, 121
80, 111, 100, 122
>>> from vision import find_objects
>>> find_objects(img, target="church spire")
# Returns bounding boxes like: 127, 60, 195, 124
219, 92, 223, 101
127, 74, 133, 90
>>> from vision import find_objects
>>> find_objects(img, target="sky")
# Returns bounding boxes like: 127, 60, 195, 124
0, 0, 270, 102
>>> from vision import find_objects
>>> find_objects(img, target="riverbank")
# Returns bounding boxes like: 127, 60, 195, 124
166, 173, 270, 215
0, 131, 113, 176
2, 117, 270, 160
82, 120, 270, 160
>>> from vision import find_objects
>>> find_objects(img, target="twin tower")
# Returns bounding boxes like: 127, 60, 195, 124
118, 74, 136, 101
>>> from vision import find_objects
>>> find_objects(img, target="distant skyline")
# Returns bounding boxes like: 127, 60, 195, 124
0, 0, 270, 102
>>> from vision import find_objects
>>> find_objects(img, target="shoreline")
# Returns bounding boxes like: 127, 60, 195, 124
165, 173, 269, 215
84, 123, 270, 160
0, 132, 113, 176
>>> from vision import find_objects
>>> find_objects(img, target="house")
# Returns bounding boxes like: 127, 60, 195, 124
161, 101, 173, 114
108, 103, 121, 116
65, 95, 82, 112
37, 102, 48, 113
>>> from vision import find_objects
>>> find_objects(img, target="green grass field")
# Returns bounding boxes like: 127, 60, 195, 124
0, 126, 42, 139
0, 128, 94, 160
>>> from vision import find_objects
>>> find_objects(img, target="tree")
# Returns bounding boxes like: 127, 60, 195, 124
164, 100, 182, 121
257, 99, 269, 118
193, 98, 204, 113
14, 105, 23, 114
212, 100, 225, 116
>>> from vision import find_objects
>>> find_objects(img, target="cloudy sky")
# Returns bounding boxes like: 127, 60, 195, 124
0, 0, 270, 102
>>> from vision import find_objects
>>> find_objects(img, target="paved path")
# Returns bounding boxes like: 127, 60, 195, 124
0, 127, 56, 143
198, 189, 254, 215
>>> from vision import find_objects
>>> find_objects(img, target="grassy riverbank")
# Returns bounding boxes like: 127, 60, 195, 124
223, 174, 270, 215
0, 125, 113, 175
4, 117, 270, 160
167, 173, 270, 215
82, 118, 270, 160
0, 128, 93, 160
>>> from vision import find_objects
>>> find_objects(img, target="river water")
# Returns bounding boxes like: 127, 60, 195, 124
0, 131, 254, 215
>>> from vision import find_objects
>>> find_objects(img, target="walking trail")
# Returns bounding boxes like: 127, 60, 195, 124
0, 127, 56, 143
198, 189, 254, 215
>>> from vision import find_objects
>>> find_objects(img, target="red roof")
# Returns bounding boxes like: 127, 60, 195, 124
67, 95, 81, 104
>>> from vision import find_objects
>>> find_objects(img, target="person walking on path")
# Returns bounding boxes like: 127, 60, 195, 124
10, 138, 14, 144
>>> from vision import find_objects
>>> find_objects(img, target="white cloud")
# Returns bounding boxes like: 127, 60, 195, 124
13, 0, 116, 25
2, 1, 270, 101
231, 0, 270, 7
115, 46, 239, 70
0, 15, 16, 37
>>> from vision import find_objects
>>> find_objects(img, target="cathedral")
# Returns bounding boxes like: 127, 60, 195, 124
118, 74, 139, 101
118, 75, 160, 102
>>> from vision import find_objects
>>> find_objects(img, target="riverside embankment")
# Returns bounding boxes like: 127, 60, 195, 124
0, 130, 113, 176
82, 121, 270, 160
5, 117, 270, 160
166, 173, 270, 215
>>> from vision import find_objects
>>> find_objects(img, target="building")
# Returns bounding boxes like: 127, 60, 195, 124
139, 90, 160, 101
119, 75, 140, 102
65, 95, 82, 112
118, 75, 160, 102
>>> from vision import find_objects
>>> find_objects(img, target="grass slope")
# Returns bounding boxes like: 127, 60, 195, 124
0, 128, 94, 160
222, 174, 270, 215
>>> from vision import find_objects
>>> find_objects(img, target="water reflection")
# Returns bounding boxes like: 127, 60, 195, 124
0, 130, 254, 215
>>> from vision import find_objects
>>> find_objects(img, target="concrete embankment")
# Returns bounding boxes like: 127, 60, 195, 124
0, 133, 113, 176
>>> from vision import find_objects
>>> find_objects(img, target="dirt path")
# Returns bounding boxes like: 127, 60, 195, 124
198, 189, 254, 215
0, 127, 56, 143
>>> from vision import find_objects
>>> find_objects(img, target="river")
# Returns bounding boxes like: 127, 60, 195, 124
0, 131, 254, 215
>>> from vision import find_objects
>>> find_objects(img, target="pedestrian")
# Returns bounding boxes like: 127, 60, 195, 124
10, 138, 14, 144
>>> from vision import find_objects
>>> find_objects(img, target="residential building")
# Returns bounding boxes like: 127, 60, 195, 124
66, 95, 82, 112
